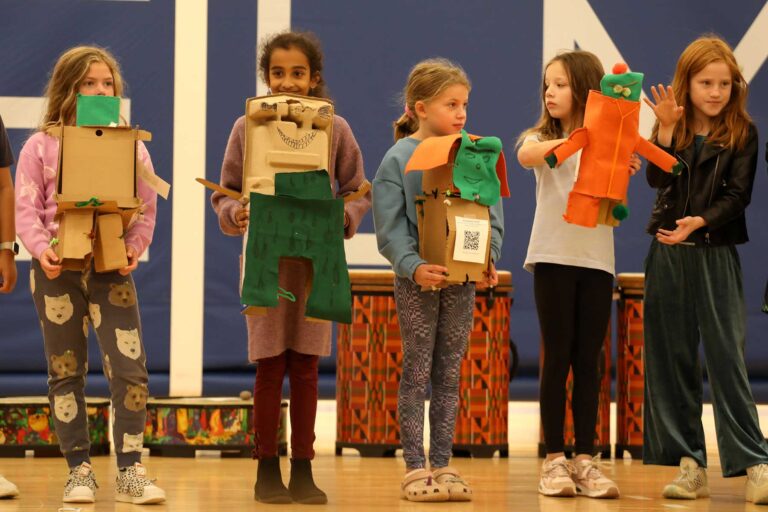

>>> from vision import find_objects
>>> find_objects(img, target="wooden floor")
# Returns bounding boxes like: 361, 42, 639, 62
3, 401, 768, 511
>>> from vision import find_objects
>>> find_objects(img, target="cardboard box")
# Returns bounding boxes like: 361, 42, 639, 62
55, 208, 95, 271
93, 213, 128, 273
51, 125, 149, 208
46, 120, 166, 273
242, 94, 333, 196
416, 195, 491, 287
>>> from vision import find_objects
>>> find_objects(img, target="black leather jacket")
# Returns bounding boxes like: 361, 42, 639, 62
646, 124, 758, 246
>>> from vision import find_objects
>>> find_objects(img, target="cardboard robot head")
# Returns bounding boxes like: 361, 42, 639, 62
243, 94, 334, 197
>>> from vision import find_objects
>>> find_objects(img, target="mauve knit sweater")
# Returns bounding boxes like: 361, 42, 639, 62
212, 114, 371, 362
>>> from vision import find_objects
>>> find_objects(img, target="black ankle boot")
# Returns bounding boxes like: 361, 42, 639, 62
254, 456, 291, 504
288, 458, 327, 504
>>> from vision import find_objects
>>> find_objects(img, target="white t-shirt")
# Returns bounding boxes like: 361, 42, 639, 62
522, 133, 615, 275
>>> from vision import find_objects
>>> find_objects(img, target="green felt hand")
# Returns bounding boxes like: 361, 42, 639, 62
452, 130, 503, 206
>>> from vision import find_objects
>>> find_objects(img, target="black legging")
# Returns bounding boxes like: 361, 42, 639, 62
535, 262, 613, 455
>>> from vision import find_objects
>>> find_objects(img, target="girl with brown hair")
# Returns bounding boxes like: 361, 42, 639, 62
517, 50, 637, 499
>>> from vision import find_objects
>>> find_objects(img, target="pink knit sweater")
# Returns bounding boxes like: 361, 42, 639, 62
212, 114, 371, 361
15, 131, 158, 259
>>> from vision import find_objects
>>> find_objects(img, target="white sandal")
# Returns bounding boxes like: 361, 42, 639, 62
433, 466, 473, 501
400, 469, 449, 502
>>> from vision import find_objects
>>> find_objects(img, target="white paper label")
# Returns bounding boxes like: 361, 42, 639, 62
453, 216, 489, 263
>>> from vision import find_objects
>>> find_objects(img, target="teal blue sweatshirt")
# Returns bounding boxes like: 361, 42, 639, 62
372, 136, 504, 280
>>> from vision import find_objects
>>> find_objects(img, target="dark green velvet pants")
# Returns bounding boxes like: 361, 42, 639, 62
643, 240, 768, 476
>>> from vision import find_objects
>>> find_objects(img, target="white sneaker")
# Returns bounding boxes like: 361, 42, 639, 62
115, 463, 166, 505
746, 463, 768, 504
63, 462, 98, 503
572, 456, 619, 499
662, 456, 709, 499
0, 475, 19, 499
539, 456, 576, 497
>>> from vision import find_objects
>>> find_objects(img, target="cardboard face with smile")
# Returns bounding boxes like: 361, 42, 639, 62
452, 130, 502, 206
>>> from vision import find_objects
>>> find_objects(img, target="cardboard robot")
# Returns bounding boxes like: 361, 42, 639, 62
405, 130, 509, 288
544, 63, 682, 227
47, 95, 169, 272
198, 94, 369, 323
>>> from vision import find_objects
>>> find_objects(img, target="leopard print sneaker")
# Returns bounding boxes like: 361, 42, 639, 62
115, 463, 166, 505
63, 462, 98, 503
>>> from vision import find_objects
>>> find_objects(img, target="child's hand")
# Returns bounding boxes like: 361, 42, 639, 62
644, 85, 684, 128
119, 246, 138, 276
414, 264, 448, 288
656, 216, 706, 245
40, 248, 62, 280
628, 153, 642, 176
0, 251, 17, 293
235, 206, 250, 234
476, 263, 498, 291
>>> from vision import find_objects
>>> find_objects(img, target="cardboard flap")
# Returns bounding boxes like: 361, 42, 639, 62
196, 177, 241, 200
136, 129, 152, 141
55, 209, 95, 271
267, 150, 322, 168
404, 134, 462, 173
342, 179, 371, 204
94, 213, 128, 273
497, 151, 511, 197
55, 200, 121, 215
137, 159, 170, 199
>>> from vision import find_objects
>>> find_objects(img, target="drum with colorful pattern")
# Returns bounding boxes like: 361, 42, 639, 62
0, 396, 110, 457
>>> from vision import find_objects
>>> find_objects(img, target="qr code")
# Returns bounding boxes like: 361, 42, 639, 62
463, 230, 480, 251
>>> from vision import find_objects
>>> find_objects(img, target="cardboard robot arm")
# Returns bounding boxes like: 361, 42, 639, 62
635, 137, 682, 176
544, 127, 589, 168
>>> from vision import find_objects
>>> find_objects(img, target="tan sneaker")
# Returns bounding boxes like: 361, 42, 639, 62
572, 457, 619, 499
662, 456, 709, 499
539, 456, 576, 497
746, 463, 768, 504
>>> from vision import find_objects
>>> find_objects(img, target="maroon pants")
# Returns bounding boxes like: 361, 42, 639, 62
252, 349, 318, 459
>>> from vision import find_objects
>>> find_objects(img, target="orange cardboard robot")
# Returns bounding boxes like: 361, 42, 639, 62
545, 63, 681, 227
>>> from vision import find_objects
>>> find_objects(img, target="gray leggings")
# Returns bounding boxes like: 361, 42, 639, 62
30, 260, 148, 469
394, 276, 475, 470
